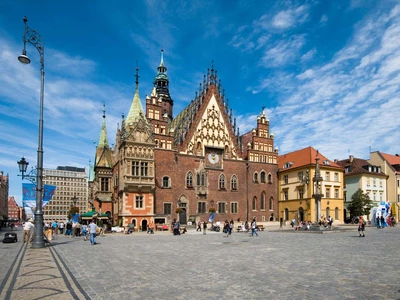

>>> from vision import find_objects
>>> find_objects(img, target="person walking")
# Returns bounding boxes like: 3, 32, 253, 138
88, 219, 98, 245
23, 219, 35, 243
82, 224, 88, 241
203, 221, 207, 235
358, 216, 366, 237
251, 218, 258, 237
229, 220, 234, 235
196, 220, 202, 232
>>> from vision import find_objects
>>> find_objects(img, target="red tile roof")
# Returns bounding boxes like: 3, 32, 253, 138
380, 152, 400, 165
278, 146, 342, 170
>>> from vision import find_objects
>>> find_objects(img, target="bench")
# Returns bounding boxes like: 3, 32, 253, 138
257, 225, 264, 231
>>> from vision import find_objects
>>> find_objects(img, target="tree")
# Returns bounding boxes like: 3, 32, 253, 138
348, 188, 373, 217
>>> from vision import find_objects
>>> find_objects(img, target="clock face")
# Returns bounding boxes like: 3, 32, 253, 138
208, 153, 220, 165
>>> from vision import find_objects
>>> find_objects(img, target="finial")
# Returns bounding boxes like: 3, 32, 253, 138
121, 113, 125, 120
211, 60, 214, 71
262, 105, 265, 113
102, 102, 106, 119
135, 64, 139, 87
160, 49, 164, 65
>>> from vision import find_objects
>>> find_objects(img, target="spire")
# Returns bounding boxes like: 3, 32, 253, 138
126, 67, 146, 127
97, 102, 109, 148
156, 49, 167, 78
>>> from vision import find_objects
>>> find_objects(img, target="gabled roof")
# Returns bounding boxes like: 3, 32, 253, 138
336, 156, 386, 176
278, 146, 342, 170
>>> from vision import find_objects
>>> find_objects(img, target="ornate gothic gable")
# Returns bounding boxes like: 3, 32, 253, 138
182, 91, 241, 160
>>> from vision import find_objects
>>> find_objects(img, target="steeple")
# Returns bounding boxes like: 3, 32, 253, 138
153, 49, 173, 119
126, 67, 146, 127
98, 103, 109, 148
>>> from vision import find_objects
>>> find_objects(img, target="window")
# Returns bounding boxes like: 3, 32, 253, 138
367, 178, 370, 187
218, 202, 226, 214
335, 189, 339, 198
269, 197, 273, 210
135, 196, 143, 208
141, 162, 148, 176
283, 190, 288, 200
100, 178, 109, 192
186, 172, 193, 188
198, 202, 206, 214
284, 208, 289, 220
299, 189, 304, 199
164, 203, 171, 215
231, 202, 238, 214
197, 172, 206, 186
284, 175, 288, 184
334, 173, 339, 182
325, 172, 330, 181
325, 188, 330, 198
326, 207, 330, 218
231, 175, 238, 190
132, 161, 139, 176
268, 174, 272, 184
335, 207, 339, 220
260, 192, 266, 210
252, 197, 257, 210
219, 174, 226, 189
260, 171, 266, 183
373, 178, 376, 187
162, 176, 170, 188
253, 172, 258, 183
298, 172, 303, 182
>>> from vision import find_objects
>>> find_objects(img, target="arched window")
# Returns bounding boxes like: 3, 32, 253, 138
197, 172, 206, 186
162, 176, 170, 188
231, 175, 238, 191
269, 197, 273, 210
219, 174, 226, 189
268, 174, 272, 184
252, 196, 257, 210
253, 172, 258, 183
186, 172, 193, 188
260, 192, 266, 210
260, 171, 266, 183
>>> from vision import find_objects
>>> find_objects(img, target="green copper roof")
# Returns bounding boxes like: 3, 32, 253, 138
125, 85, 146, 126
98, 103, 109, 148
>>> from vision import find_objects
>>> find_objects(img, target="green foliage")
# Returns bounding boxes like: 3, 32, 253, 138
348, 188, 373, 217
209, 207, 216, 213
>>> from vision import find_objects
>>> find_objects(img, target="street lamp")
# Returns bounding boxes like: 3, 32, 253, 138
71, 194, 78, 207
17, 16, 45, 248
312, 151, 324, 225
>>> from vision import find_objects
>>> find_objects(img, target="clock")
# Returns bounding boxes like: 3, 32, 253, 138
208, 153, 220, 165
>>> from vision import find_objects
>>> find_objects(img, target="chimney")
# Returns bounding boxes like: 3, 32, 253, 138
334, 159, 338, 163
349, 155, 354, 162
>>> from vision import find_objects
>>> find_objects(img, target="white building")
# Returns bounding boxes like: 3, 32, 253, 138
43, 166, 88, 223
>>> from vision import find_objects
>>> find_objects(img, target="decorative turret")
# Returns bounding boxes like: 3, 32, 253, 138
95, 103, 113, 168
126, 67, 147, 127
154, 49, 173, 120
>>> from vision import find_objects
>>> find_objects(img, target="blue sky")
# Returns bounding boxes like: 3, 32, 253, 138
1, 1, 400, 206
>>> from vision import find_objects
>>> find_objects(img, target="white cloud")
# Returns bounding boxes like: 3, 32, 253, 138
261, 35, 306, 67
301, 48, 317, 62
319, 14, 328, 24
271, 5, 309, 29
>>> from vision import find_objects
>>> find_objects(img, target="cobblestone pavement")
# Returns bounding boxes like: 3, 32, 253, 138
1, 225, 400, 300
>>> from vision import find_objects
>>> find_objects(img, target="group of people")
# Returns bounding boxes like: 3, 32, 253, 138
223, 220, 234, 236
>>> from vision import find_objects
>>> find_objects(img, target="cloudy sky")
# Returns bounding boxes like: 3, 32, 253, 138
1, 1, 399, 205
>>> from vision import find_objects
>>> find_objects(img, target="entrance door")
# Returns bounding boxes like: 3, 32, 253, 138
142, 219, 148, 231
298, 207, 304, 222
179, 208, 187, 224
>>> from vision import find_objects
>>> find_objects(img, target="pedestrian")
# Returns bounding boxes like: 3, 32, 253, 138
88, 219, 98, 245
23, 219, 35, 243
251, 218, 258, 237
224, 220, 229, 237
59, 222, 64, 234
291, 218, 295, 228
380, 215, 385, 228
358, 216, 366, 237
229, 219, 234, 235
196, 220, 202, 232
82, 224, 88, 241
65, 222, 72, 237
203, 221, 207, 235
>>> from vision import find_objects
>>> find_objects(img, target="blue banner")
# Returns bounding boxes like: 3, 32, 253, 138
22, 183, 56, 208
72, 213, 79, 223
208, 212, 216, 223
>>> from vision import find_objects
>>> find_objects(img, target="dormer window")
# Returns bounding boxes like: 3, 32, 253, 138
283, 162, 293, 169
323, 160, 330, 165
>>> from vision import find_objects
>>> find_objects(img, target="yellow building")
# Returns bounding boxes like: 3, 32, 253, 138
278, 147, 345, 224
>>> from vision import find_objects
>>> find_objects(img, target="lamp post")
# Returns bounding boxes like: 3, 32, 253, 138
71, 194, 78, 207
18, 16, 45, 248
